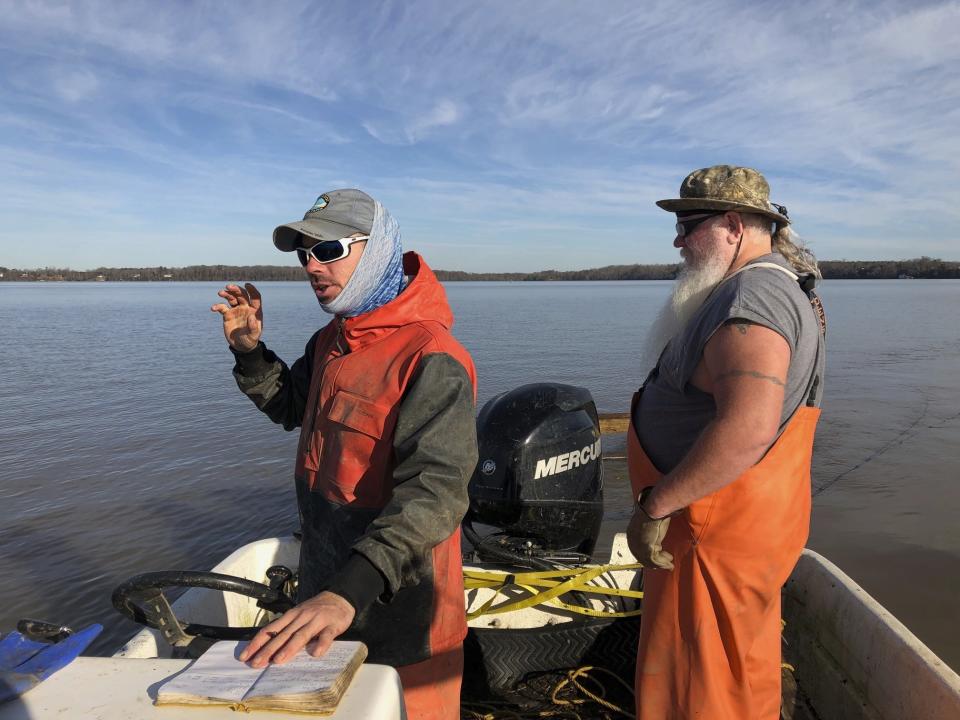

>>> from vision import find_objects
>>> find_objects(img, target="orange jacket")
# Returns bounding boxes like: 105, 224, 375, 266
233, 252, 478, 666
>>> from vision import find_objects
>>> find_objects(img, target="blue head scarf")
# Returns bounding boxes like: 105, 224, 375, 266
321, 199, 404, 317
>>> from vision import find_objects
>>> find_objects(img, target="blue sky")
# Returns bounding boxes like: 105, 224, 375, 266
1, 0, 958, 272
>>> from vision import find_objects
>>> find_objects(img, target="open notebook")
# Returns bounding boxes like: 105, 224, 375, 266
156, 639, 367, 714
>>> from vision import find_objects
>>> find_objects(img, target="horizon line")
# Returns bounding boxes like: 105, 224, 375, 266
2, 256, 957, 275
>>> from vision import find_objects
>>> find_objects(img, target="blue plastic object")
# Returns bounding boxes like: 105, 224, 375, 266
0, 624, 102, 704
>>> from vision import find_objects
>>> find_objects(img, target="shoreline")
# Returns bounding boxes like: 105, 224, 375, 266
4, 275, 960, 283
3, 259, 959, 284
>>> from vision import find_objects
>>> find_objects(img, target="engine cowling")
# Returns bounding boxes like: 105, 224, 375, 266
467, 383, 604, 559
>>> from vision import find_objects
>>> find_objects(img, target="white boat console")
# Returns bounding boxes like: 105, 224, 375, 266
0, 656, 404, 720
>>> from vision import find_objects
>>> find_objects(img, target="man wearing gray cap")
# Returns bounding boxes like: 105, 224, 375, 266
212, 189, 477, 720
623, 166, 826, 719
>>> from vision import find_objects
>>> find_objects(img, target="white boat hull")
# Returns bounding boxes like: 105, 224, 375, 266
111, 533, 960, 719
783, 550, 960, 719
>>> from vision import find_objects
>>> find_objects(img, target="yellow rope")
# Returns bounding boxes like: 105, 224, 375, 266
464, 564, 644, 621
461, 664, 636, 719
465, 563, 643, 585
461, 621, 802, 718
550, 666, 635, 718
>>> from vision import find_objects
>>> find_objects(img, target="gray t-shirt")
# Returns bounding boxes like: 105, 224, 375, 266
635, 252, 825, 474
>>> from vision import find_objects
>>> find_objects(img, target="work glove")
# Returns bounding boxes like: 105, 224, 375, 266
626, 486, 675, 570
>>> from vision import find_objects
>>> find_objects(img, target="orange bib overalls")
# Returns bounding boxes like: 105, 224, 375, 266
628, 392, 819, 720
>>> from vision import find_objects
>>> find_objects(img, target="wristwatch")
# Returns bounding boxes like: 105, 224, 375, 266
636, 486, 679, 520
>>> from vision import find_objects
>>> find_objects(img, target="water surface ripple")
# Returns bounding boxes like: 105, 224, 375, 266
1, 279, 958, 668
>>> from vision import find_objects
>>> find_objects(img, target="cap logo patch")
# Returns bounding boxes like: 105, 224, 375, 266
307, 194, 330, 214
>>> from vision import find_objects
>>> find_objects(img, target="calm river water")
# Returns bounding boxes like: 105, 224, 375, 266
1, 279, 958, 669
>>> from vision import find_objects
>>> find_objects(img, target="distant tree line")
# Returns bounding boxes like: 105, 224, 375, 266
438, 258, 960, 281
2, 257, 957, 282
436, 263, 682, 281
818, 258, 959, 279
0, 265, 305, 282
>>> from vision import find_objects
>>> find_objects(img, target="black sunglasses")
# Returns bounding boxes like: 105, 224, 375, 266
296, 235, 369, 266
675, 212, 723, 238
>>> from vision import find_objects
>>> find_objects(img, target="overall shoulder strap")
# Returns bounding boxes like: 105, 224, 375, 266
727, 261, 825, 407
725, 261, 800, 282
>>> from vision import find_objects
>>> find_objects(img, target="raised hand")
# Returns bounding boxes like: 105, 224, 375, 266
211, 283, 263, 352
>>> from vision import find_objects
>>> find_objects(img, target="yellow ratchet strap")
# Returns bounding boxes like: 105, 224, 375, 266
463, 564, 644, 620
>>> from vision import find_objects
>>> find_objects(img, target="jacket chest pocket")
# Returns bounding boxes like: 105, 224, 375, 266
316, 389, 396, 507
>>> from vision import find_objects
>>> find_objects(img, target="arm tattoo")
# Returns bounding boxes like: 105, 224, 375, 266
715, 369, 786, 387
731, 320, 751, 335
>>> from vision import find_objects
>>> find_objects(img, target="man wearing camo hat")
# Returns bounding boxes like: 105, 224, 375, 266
624, 166, 826, 719
212, 189, 477, 720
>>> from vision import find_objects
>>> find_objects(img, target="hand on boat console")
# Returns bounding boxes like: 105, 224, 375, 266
239, 590, 356, 669
211, 282, 264, 352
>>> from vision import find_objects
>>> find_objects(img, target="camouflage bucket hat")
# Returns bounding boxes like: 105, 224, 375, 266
656, 165, 790, 225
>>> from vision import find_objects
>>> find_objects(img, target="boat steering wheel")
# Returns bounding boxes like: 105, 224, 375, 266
111, 568, 296, 647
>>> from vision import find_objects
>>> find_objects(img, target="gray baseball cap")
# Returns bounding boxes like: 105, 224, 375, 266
273, 189, 377, 251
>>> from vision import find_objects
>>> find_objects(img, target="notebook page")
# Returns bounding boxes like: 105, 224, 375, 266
244, 641, 364, 699
157, 640, 261, 702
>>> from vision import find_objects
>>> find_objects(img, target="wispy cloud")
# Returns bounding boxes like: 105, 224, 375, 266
363, 98, 462, 145
50, 67, 100, 103
1, 0, 958, 271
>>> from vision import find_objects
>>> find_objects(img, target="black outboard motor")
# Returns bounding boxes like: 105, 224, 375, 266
465, 383, 604, 564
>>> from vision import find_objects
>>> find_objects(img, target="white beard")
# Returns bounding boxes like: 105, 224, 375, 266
639, 251, 731, 374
